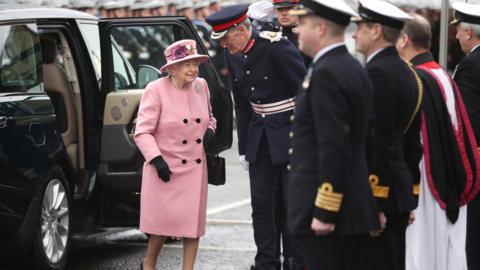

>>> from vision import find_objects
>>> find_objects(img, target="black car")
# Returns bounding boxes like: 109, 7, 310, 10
0, 4, 233, 270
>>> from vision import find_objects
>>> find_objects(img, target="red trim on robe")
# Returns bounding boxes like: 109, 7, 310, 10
417, 61, 480, 207
420, 112, 447, 208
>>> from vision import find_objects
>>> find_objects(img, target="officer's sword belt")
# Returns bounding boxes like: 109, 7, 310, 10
250, 97, 296, 115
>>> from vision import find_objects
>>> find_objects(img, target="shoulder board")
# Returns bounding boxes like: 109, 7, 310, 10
259, 31, 283, 43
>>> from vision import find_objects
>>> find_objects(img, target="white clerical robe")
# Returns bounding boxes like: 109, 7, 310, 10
405, 67, 468, 270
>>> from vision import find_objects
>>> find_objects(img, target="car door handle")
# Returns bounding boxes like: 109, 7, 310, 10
29, 123, 46, 146
0, 116, 7, 129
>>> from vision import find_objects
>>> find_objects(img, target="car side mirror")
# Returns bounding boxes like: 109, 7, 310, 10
137, 65, 162, 89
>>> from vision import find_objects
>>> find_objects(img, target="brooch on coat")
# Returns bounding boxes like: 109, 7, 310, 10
195, 82, 202, 94
259, 31, 283, 43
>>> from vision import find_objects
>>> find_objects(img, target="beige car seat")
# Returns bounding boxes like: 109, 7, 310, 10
40, 37, 79, 172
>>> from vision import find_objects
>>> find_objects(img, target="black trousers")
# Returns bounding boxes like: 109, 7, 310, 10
249, 134, 302, 270
276, 168, 304, 270
467, 195, 480, 270
294, 234, 370, 270
358, 211, 409, 270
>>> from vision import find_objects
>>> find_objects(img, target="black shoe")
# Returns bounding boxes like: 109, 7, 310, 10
140, 262, 143, 270
250, 263, 281, 270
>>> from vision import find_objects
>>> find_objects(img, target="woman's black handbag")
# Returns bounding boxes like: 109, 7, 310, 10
207, 154, 226, 186
203, 82, 225, 186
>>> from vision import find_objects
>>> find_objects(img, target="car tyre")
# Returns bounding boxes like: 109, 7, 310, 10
29, 165, 71, 270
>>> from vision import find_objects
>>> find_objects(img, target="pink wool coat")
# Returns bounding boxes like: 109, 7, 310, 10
134, 77, 216, 238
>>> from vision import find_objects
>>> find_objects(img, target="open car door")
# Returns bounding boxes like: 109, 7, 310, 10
98, 17, 232, 226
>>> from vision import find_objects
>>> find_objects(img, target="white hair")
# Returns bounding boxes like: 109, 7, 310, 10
460, 22, 480, 38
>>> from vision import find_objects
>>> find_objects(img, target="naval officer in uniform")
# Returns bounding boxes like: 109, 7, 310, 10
287, 0, 380, 269
273, 0, 311, 66
352, 1, 423, 269
206, 5, 307, 270
452, 3, 480, 269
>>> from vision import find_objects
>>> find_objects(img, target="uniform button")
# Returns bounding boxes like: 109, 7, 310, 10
256, 100, 261, 104
288, 148, 293, 155
182, 140, 188, 144
290, 115, 295, 122
251, 87, 255, 91
264, 76, 268, 80
287, 164, 292, 171
246, 70, 251, 75
183, 119, 188, 124
244, 55, 247, 59
182, 159, 187, 164
196, 138, 202, 144
196, 159, 201, 164
196, 118, 201, 123
234, 78, 238, 82
261, 114, 266, 118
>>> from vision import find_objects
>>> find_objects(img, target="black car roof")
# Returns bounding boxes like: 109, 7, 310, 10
0, 3, 98, 22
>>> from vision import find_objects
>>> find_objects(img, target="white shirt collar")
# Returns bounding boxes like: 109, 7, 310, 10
313, 42, 345, 64
471, 44, 480, 54
367, 48, 387, 63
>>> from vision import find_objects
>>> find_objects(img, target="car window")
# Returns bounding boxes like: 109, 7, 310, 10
79, 23, 101, 79
112, 41, 134, 90
109, 24, 184, 91
0, 24, 42, 93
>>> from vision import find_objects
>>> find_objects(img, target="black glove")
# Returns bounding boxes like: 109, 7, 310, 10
203, 128, 215, 149
150, 156, 172, 182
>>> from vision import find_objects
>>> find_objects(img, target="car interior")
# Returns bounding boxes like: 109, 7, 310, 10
39, 31, 87, 194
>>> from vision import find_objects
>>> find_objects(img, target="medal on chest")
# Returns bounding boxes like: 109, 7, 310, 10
302, 68, 313, 90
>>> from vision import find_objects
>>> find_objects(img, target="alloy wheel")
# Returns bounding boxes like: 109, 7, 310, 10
40, 178, 69, 264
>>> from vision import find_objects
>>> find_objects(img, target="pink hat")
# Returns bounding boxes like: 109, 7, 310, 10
160, 39, 209, 72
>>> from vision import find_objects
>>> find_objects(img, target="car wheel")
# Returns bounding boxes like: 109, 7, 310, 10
31, 165, 71, 270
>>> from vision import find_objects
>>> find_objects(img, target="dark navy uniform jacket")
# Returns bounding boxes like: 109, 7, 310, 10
454, 46, 480, 144
288, 45, 380, 235
454, 46, 480, 270
281, 26, 312, 66
366, 46, 423, 213
226, 29, 306, 165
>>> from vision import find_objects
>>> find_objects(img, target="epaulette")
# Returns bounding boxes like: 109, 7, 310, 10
259, 31, 283, 43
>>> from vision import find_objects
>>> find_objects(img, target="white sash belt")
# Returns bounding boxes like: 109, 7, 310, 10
250, 97, 296, 116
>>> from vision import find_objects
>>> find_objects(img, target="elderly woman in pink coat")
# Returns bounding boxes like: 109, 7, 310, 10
134, 39, 216, 270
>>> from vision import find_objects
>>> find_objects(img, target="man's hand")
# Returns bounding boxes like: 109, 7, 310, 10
370, 211, 387, 237
311, 218, 335, 235
408, 211, 415, 225
239, 155, 249, 171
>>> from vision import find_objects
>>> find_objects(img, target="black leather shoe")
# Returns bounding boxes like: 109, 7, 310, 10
250, 262, 283, 270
